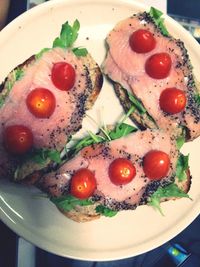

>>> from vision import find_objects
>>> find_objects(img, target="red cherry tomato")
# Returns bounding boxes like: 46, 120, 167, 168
51, 62, 76, 91
26, 88, 56, 118
143, 150, 170, 180
145, 52, 172, 79
129, 29, 156, 53
70, 168, 97, 199
108, 158, 136, 185
3, 125, 33, 155
159, 88, 186, 114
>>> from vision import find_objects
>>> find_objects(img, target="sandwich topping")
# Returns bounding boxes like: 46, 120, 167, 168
39, 129, 178, 211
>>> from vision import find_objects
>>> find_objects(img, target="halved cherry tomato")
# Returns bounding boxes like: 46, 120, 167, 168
145, 52, 172, 79
26, 88, 56, 118
70, 168, 97, 199
3, 125, 33, 155
143, 150, 170, 180
129, 29, 156, 53
51, 62, 76, 91
159, 88, 186, 114
108, 158, 136, 185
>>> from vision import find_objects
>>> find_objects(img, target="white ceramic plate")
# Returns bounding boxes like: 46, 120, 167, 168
0, 0, 200, 261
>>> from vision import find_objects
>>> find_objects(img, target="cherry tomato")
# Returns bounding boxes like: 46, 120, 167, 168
143, 150, 170, 180
159, 87, 186, 114
26, 88, 56, 118
129, 29, 156, 53
108, 158, 136, 185
3, 125, 33, 155
145, 52, 172, 79
70, 168, 97, 199
51, 62, 76, 91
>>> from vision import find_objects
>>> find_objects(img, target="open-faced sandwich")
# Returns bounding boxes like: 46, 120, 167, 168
103, 7, 200, 141
25, 122, 191, 222
0, 20, 103, 181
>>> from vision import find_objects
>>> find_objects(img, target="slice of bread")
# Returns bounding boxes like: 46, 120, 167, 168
0, 49, 103, 181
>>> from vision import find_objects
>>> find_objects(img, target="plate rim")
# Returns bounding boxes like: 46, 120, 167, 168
0, 0, 200, 261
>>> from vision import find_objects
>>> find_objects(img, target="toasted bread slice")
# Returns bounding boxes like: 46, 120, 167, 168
0, 49, 103, 181
103, 11, 200, 141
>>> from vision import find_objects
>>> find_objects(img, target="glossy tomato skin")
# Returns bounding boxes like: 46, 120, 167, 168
159, 88, 186, 114
70, 168, 97, 199
26, 88, 56, 118
143, 150, 170, 180
51, 62, 76, 91
145, 52, 172, 79
108, 158, 136, 185
129, 29, 156, 53
4, 125, 33, 155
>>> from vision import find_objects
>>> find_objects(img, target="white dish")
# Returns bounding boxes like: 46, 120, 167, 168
0, 0, 200, 261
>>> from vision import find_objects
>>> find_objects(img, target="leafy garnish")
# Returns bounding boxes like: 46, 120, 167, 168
35, 48, 50, 60
148, 183, 190, 215
53, 19, 80, 48
50, 195, 94, 212
127, 91, 146, 114
194, 94, 200, 105
149, 7, 169, 36
30, 148, 61, 165
108, 123, 137, 140
72, 47, 88, 57
52, 19, 87, 57
0, 68, 24, 107
95, 205, 118, 217
176, 154, 189, 182
176, 136, 185, 149
65, 122, 137, 161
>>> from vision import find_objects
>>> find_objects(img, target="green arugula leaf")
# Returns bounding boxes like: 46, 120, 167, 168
95, 205, 118, 217
176, 136, 185, 149
14, 68, 24, 81
176, 154, 189, 182
109, 123, 137, 140
0, 68, 24, 107
51, 195, 94, 212
72, 47, 88, 57
127, 91, 146, 114
52, 19, 87, 57
149, 7, 169, 36
194, 94, 200, 105
35, 48, 50, 60
148, 183, 190, 215
30, 148, 61, 165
